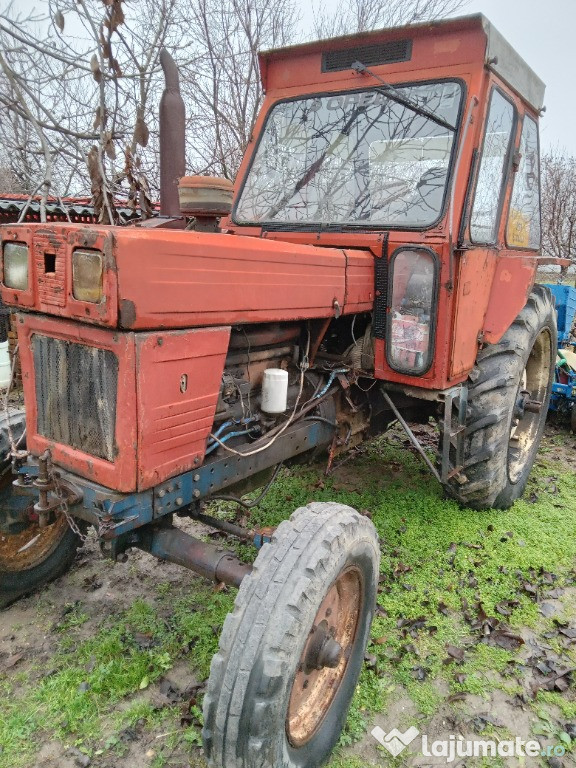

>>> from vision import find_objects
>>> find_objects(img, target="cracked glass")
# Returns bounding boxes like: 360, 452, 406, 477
235, 81, 463, 228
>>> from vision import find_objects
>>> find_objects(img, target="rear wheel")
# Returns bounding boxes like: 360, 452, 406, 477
442, 286, 556, 509
0, 483, 82, 609
203, 502, 380, 768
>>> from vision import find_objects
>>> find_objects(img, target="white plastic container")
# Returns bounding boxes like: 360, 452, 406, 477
261, 368, 289, 414
0, 341, 10, 389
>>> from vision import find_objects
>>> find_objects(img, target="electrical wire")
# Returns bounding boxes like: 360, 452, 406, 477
208, 329, 310, 458
241, 326, 253, 417
208, 463, 284, 509
351, 313, 358, 345
205, 425, 261, 455
316, 368, 349, 399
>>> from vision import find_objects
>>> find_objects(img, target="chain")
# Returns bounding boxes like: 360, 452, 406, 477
50, 469, 89, 543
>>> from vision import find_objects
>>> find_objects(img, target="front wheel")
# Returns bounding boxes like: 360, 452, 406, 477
441, 285, 556, 509
203, 502, 380, 768
0, 483, 83, 609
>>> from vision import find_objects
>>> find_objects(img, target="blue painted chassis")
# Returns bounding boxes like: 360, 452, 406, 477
542, 284, 576, 417
15, 419, 334, 544
549, 372, 576, 413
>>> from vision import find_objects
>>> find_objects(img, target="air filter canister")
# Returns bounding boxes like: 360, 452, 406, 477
261, 368, 289, 414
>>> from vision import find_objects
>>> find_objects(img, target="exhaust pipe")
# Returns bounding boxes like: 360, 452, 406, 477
159, 49, 186, 217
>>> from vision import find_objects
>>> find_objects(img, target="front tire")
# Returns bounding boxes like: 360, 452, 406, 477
203, 502, 380, 768
442, 285, 556, 510
0, 487, 82, 609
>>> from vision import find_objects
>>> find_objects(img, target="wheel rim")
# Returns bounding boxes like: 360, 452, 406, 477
0, 477, 70, 572
286, 566, 363, 748
508, 328, 552, 484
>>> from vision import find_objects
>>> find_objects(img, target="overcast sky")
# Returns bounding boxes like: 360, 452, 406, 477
452, 0, 576, 154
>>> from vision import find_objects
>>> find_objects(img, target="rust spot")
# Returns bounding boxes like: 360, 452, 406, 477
0, 514, 69, 572
120, 298, 137, 328
102, 233, 117, 273
81, 229, 99, 248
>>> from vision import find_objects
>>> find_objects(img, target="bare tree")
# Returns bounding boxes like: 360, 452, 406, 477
311, 0, 468, 39
0, 0, 183, 220
0, 163, 24, 193
180, 0, 300, 180
0, 0, 471, 207
541, 149, 576, 276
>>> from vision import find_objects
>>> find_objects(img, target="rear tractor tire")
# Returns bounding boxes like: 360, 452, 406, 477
203, 502, 380, 768
442, 285, 556, 510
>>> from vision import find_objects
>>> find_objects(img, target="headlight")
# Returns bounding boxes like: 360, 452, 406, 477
3, 242, 29, 290
387, 248, 437, 375
72, 249, 103, 303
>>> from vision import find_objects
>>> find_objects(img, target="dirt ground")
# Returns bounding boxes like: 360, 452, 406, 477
0, 521, 209, 768
1, 422, 576, 768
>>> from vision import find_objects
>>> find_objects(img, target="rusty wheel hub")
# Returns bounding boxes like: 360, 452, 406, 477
508, 329, 552, 484
286, 566, 362, 747
0, 474, 71, 573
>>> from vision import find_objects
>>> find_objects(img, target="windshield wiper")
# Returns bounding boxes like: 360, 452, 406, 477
351, 60, 457, 132
263, 102, 369, 220
261, 69, 456, 221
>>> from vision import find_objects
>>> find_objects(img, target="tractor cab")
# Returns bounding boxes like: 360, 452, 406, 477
225, 14, 547, 391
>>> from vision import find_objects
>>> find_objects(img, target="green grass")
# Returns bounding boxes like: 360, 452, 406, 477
0, 588, 233, 767
1, 430, 576, 767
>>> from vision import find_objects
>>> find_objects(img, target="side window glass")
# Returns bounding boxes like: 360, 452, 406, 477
470, 90, 515, 244
507, 116, 541, 249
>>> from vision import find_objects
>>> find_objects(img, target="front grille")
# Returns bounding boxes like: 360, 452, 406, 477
32, 334, 118, 461
322, 40, 412, 72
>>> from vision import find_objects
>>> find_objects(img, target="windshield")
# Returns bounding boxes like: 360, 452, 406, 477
234, 81, 463, 228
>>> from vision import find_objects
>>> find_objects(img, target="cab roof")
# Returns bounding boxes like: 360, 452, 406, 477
259, 14, 545, 112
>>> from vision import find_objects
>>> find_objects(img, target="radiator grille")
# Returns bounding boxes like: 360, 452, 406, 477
322, 40, 412, 72
373, 236, 389, 340
32, 334, 118, 461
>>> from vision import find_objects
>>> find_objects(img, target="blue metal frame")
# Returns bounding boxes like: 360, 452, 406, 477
544, 284, 576, 344
542, 284, 576, 419
15, 419, 334, 541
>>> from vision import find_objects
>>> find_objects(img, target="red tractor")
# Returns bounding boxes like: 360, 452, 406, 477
0, 14, 560, 768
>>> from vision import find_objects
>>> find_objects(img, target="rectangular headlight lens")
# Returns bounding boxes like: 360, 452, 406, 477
72, 249, 103, 303
387, 248, 437, 375
3, 242, 29, 290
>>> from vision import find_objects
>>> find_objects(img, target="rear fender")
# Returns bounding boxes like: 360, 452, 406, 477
482, 253, 536, 343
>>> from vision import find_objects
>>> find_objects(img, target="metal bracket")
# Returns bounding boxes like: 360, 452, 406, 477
440, 385, 468, 483
381, 390, 442, 483
381, 385, 468, 486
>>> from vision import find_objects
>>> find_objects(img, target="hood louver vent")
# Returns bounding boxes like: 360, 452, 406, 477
322, 39, 412, 72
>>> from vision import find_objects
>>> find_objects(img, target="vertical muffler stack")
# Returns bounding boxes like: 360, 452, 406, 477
159, 49, 186, 217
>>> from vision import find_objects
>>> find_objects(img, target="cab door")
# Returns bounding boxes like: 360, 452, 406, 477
450, 85, 542, 378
